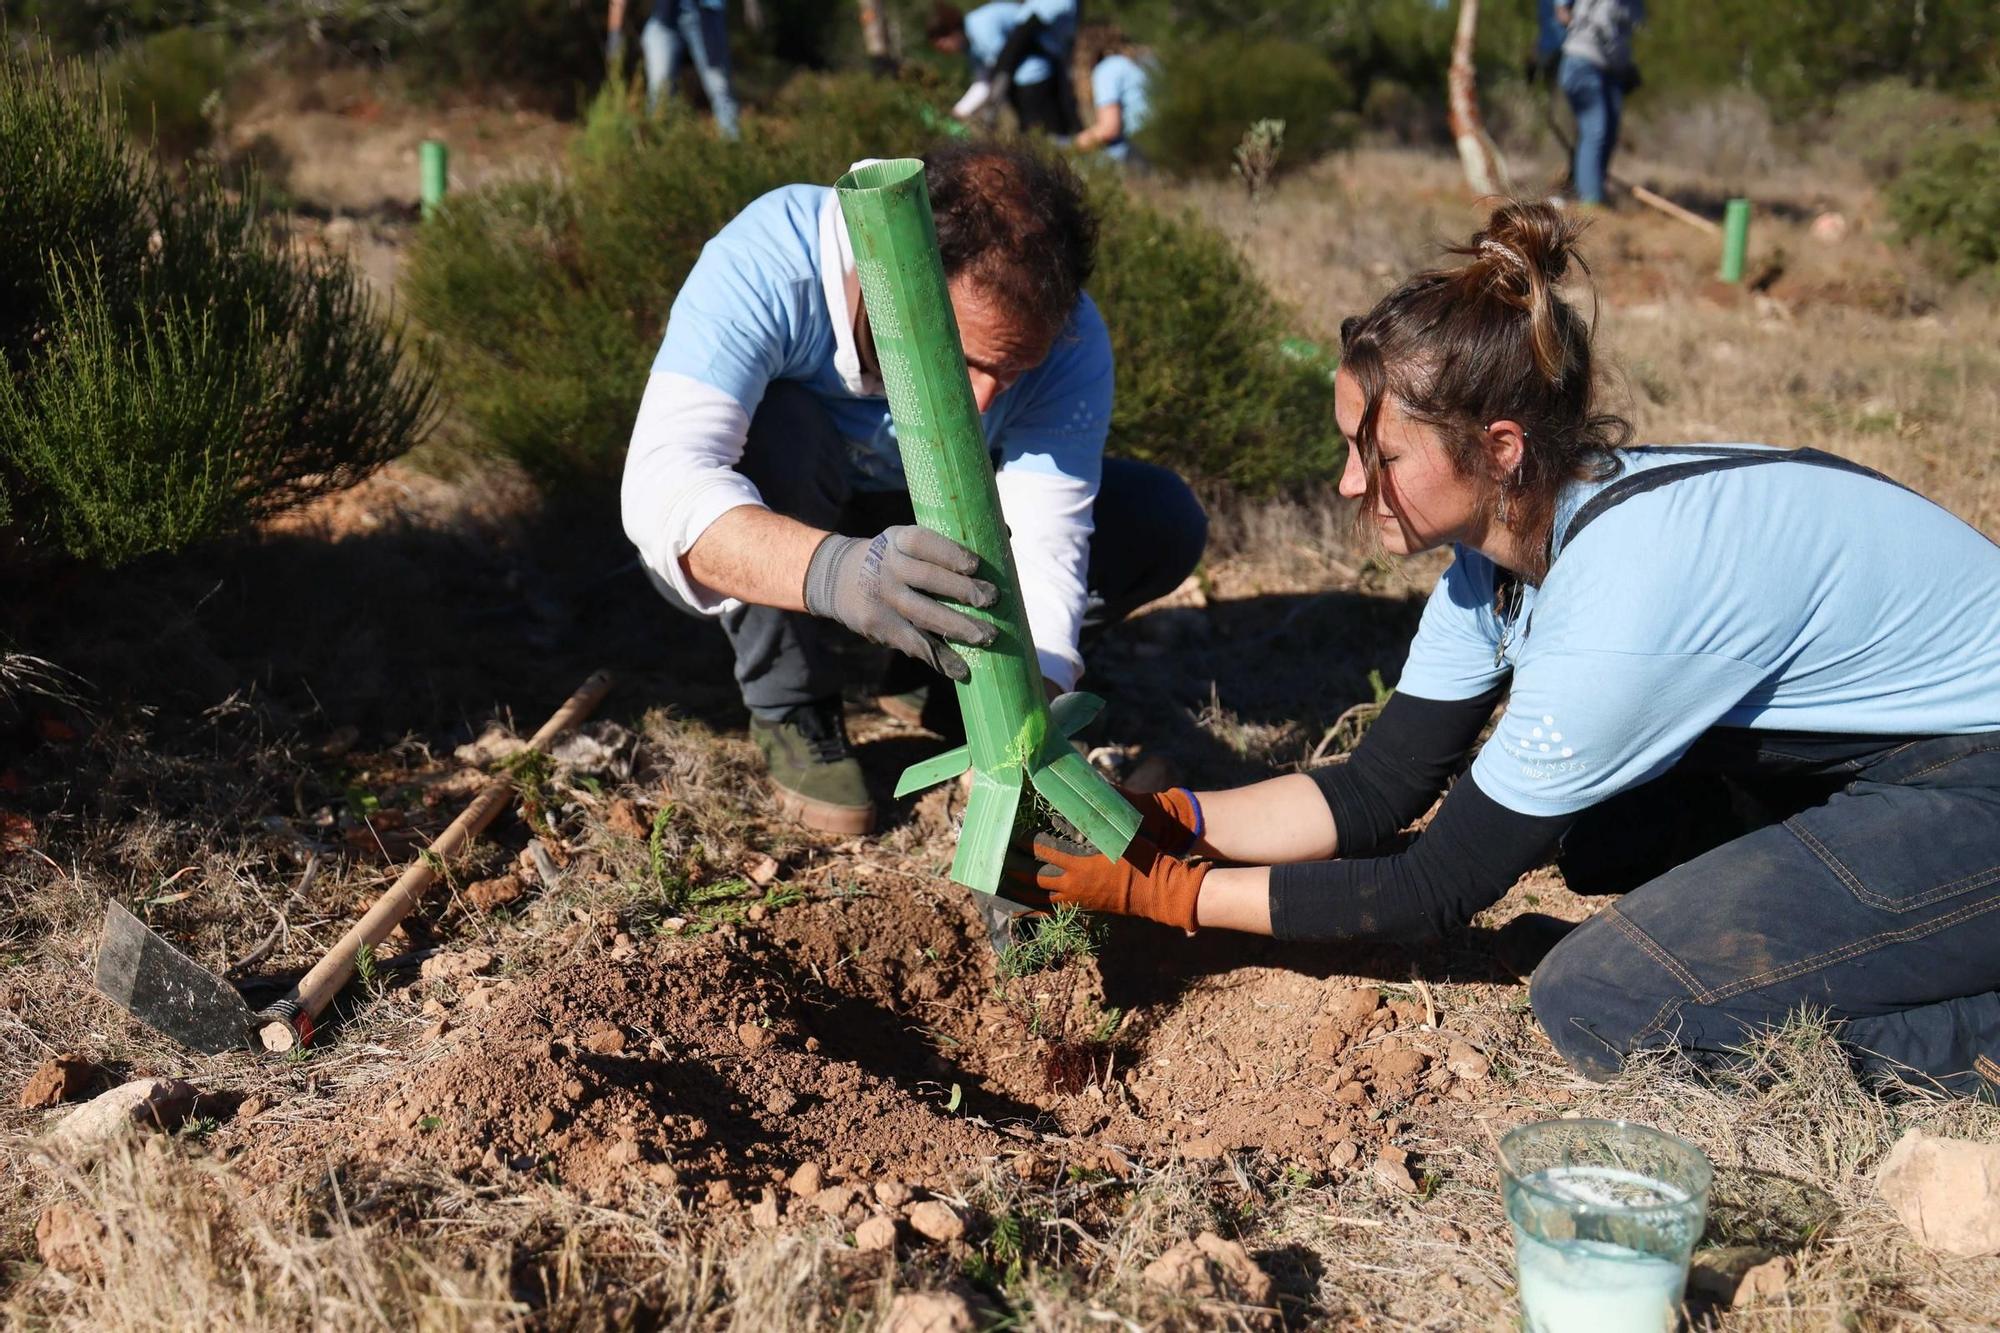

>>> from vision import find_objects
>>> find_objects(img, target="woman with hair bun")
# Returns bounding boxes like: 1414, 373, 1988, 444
1012, 202, 2000, 1102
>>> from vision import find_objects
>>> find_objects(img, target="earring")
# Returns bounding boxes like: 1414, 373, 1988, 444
1495, 491, 1512, 525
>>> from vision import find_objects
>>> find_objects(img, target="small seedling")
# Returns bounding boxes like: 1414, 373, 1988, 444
997, 904, 1099, 979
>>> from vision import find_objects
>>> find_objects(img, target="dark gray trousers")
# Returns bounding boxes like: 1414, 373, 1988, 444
649, 381, 1208, 718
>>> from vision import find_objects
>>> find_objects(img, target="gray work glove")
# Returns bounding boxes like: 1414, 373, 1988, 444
803, 527, 998, 682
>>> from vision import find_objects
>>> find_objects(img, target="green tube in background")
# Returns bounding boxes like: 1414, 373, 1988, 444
1719, 197, 1750, 283
420, 139, 449, 220
834, 159, 1138, 897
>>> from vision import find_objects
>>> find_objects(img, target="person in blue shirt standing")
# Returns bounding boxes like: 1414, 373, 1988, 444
1010, 202, 2000, 1105
621, 143, 1206, 834
927, 1, 1081, 136
606, 0, 740, 139
1070, 24, 1153, 166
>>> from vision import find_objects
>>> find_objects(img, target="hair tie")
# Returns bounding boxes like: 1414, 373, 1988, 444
1478, 237, 1526, 274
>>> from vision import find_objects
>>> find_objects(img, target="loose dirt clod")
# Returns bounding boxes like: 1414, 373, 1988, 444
907, 1200, 964, 1244
35, 1203, 107, 1278
881, 1291, 975, 1333
20, 1053, 100, 1109
855, 1214, 898, 1251
1143, 1231, 1277, 1319
465, 872, 523, 912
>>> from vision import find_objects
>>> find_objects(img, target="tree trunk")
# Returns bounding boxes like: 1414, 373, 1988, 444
1447, 0, 1512, 198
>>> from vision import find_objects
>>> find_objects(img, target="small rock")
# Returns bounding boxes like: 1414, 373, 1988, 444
236, 1096, 267, 1121
1373, 1146, 1419, 1195
1181, 1134, 1225, 1160
1324, 987, 1382, 1035
45, 1078, 199, 1155
787, 1161, 824, 1197
705, 1179, 735, 1206
419, 948, 495, 982
606, 798, 649, 840
750, 1188, 782, 1229
531, 1107, 558, 1136
583, 1024, 627, 1056
744, 903, 767, 922
20, 1053, 100, 1110
607, 1135, 641, 1166
421, 1020, 452, 1043
855, 1213, 898, 1252
874, 1179, 913, 1209
35, 1202, 106, 1277
1877, 1128, 2000, 1256
763, 1085, 798, 1116
1809, 211, 1849, 243
881, 1291, 974, 1333
907, 1199, 965, 1244
1142, 1231, 1276, 1309
465, 873, 523, 913
747, 854, 780, 886
1733, 1256, 1790, 1308
811, 1184, 860, 1216
648, 1162, 681, 1188
1327, 1139, 1360, 1170
1444, 1041, 1491, 1082
737, 1022, 771, 1051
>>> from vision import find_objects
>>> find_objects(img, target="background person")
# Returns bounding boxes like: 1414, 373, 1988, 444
1013, 201, 2000, 1104
928, 1, 1081, 136
607, 0, 741, 138
621, 143, 1206, 835
1555, 0, 1643, 205
1070, 24, 1154, 165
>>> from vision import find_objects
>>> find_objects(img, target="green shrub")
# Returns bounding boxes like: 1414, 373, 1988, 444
0, 52, 439, 567
106, 26, 234, 158
405, 72, 1341, 494
1136, 35, 1355, 179
1887, 124, 2000, 282
1085, 176, 1342, 492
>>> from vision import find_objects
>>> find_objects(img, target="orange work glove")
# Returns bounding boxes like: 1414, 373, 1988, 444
1006, 832, 1209, 932
1120, 785, 1206, 856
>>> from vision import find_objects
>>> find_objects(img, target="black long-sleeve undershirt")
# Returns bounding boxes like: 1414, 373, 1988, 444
1269, 689, 1576, 943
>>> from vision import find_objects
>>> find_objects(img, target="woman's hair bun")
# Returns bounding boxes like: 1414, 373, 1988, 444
1447, 200, 1590, 383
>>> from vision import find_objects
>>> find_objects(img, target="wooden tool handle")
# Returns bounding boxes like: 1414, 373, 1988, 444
258, 669, 614, 1052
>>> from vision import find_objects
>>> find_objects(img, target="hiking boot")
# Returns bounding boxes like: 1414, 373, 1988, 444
750, 702, 875, 835
873, 676, 967, 742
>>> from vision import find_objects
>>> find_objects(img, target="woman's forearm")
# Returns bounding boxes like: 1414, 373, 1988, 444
1194, 864, 1273, 934
1188, 772, 1338, 864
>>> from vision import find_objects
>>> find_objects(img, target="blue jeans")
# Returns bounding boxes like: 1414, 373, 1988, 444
1559, 53, 1622, 205
641, 1, 739, 140
1531, 732, 2000, 1102
647, 382, 1208, 716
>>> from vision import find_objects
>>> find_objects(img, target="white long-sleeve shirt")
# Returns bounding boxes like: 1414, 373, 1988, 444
619, 183, 1112, 690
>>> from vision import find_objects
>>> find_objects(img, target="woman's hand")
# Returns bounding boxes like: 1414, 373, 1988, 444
1006, 832, 1209, 932
1120, 785, 1205, 855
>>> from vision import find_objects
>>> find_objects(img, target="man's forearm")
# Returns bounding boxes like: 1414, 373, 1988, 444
683, 505, 828, 611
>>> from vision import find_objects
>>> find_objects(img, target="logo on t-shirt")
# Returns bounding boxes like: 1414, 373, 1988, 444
1503, 712, 1586, 780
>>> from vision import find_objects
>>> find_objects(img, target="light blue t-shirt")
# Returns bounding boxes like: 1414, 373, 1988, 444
1090, 53, 1153, 161
962, 0, 1072, 86
1396, 446, 2000, 817
651, 183, 1111, 494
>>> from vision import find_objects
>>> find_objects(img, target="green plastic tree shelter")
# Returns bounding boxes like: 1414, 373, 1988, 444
835, 159, 1138, 896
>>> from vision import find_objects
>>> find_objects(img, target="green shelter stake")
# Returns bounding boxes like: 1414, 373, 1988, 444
420, 139, 449, 220
1719, 197, 1750, 283
835, 159, 1138, 896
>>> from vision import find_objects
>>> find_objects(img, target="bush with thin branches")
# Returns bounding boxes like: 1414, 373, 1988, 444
0, 51, 439, 568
